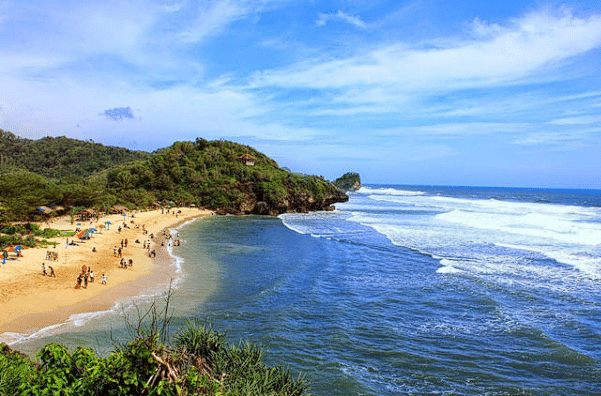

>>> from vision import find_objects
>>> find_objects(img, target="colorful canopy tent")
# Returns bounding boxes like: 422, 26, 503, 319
6, 245, 27, 257
6, 245, 27, 253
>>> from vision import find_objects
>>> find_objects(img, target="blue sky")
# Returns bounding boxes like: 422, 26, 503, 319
1, 1, 601, 188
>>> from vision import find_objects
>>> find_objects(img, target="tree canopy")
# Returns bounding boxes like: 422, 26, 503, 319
0, 132, 348, 222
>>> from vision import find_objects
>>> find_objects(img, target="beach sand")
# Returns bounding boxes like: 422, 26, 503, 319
0, 207, 212, 340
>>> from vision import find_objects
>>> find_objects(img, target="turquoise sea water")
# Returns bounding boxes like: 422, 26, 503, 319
10, 185, 601, 395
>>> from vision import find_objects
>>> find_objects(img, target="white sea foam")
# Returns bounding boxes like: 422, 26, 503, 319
341, 187, 601, 282
357, 186, 425, 196
437, 259, 464, 274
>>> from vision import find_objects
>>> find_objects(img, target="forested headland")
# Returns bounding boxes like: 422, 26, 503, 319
0, 130, 348, 225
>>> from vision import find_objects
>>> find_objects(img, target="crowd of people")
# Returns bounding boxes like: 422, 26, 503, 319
38, 214, 184, 291
74, 264, 95, 289
73, 220, 155, 289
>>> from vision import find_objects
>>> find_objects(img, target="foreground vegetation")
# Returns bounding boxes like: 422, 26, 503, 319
0, 297, 309, 396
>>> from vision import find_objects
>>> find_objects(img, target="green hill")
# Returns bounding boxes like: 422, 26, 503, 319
0, 133, 348, 222
0, 130, 149, 179
102, 138, 348, 215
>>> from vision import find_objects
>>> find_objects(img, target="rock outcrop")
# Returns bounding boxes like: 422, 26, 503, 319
214, 181, 349, 216
333, 172, 361, 192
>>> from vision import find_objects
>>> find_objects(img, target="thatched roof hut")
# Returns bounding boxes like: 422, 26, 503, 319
77, 208, 96, 221
238, 154, 256, 166
110, 205, 128, 214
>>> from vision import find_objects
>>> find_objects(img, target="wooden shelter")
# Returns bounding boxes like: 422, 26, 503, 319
238, 154, 256, 166
110, 205, 128, 214
77, 208, 96, 221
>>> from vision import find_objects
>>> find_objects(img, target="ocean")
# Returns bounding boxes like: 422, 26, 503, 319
11, 185, 601, 395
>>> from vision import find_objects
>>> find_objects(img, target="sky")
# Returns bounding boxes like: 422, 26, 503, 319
1, 1, 601, 188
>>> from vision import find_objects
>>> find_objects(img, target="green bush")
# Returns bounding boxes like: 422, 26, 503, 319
0, 323, 309, 396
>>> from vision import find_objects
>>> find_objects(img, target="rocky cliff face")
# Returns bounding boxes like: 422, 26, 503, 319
333, 172, 361, 192
215, 181, 349, 216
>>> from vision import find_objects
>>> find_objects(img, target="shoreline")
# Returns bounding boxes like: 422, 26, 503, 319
0, 208, 212, 344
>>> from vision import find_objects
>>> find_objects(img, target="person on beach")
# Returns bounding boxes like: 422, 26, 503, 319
128, 258, 133, 267
124, 238, 128, 247
89, 270, 94, 283
82, 264, 87, 274
92, 246, 96, 253
48, 265, 55, 277
83, 273, 88, 289
101, 273, 107, 285
41, 263, 46, 276
75, 274, 82, 289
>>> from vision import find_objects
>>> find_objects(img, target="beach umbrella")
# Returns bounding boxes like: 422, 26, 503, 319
6, 245, 26, 252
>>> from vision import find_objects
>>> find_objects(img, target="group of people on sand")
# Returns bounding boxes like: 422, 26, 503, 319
41, 262, 56, 277
119, 258, 133, 269
75, 264, 106, 289
45, 251, 59, 261
75, 265, 93, 289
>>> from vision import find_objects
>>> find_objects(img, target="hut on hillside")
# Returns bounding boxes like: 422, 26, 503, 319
238, 154, 256, 167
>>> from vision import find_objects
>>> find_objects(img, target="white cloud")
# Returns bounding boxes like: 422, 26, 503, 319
548, 115, 601, 125
512, 132, 590, 145
316, 10, 367, 29
163, 3, 182, 13
253, 10, 601, 97
178, 1, 250, 43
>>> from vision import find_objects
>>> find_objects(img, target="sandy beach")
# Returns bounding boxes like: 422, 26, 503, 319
0, 207, 212, 340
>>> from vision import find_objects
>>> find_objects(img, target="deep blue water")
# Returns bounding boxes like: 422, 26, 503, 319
11, 185, 601, 395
